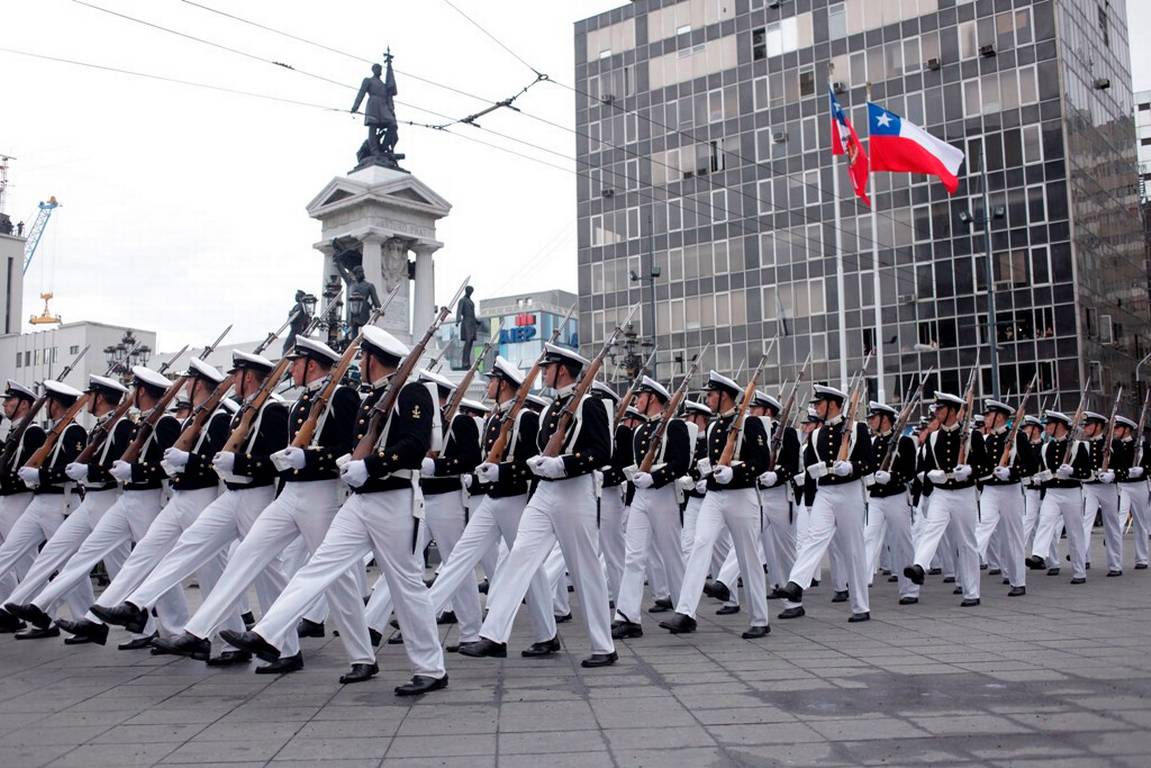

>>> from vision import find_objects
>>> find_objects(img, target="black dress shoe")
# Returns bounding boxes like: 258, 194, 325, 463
887, 575, 899, 582
942, 576, 956, 584
6, 602, 51, 629
64, 634, 93, 646
1086, 562, 1091, 570
928, 568, 942, 575
979, 563, 988, 571
988, 568, 1001, 575
716, 605, 741, 616
457, 637, 507, 658
436, 611, 458, 626
0, 608, 25, 633
1007, 586, 1026, 597
1070, 577, 1086, 584
777, 606, 806, 619
658, 613, 696, 634
89, 602, 148, 634
369, 628, 383, 648
647, 597, 673, 613
904, 565, 926, 585
255, 652, 303, 675
580, 652, 618, 668
703, 581, 731, 602
387, 632, 404, 645
777, 581, 803, 603
521, 636, 562, 657
766, 588, 786, 600
554, 612, 573, 623
117, 633, 158, 651
151, 632, 210, 659
1047, 567, 1061, 576
478, 579, 490, 594
811, 579, 821, 587
1002, 578, 1010, 585
207, 650, 252, 667
960, 598, 981, 607
1135, 563, 1148, 570
395, 674, 449, 696
55, 618, 108, 646
831, 590, 849, 603
848, 612, 871, 623
880, 569, 891, 576
241, 611, 256, 629
15, 624, 59, 639
611, 621, 643, 639
339, 662, 379, 684
1107, 570, 1122, 577
220, 629, 281, 663
1026, 555, 1046, 570
898, 597, 919, 605
952, 587, 963, 595
741, 625, 770, 639
296, 618, 325, 638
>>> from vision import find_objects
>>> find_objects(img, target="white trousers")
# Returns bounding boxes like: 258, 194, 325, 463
614, 485, 685, 626
978, 484, 1026, 588
759, 486, 795, 590
480, 474, 614, 654
1120, 482, 1150, 567
676, 487, 767, 626
1033, 487, 1087, 579
1084, 484, 1122, 573
185, 480, 367, 665
1023, 487, 1060, 567
0, 494, 68, 594
787, 482, 869, 614
0, 493, 35, 596
912, 486, 980, 600
862, 498, 886, 585
32, 489, 167, 621
599, 489, 626, 603
255, 490, 443, 676
869, 493, 918, 598
424, 493, 554, 644
3, 490, 123, 618
127, 485, 288, 652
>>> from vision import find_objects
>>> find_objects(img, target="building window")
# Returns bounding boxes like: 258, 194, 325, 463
959, 21, 978, 59
68, 344, 79, 355
799, 68, 816, 98
711, 190, 728, 223
24, 351, 30, 367
15, 352, 21, 369
752, 27, 766, 60
828, 3, 847, 41
757, 180, 773, 215
1098, 4, 1110, 48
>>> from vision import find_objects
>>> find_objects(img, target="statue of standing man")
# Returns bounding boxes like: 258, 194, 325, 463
351, 50, 402, 169
456, 285, 478, 369
334, 261, 381, 343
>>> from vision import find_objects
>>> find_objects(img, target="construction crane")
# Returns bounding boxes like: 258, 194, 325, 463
22, 196, 60, 274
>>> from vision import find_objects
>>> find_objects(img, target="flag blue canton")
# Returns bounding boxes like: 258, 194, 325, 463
868, 103, 901, 136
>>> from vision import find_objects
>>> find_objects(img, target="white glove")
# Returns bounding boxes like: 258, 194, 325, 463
713, 465, 734, 485
927, 469, 947, 484
696, 458, 713, 477
463, 474, 473, 489
993, 466, 1012, 482
271, 447, 306, 472
953, 464, 972, 482
1097, 470, 1115, 484
1056, 463, 1074, 479
65, 462, 88, 482
335, 453, 351, 469
475, 462, 500, 483
758, 470, 779, 487
676, 475, 694, 492
163, 447, 190, 471
212, 451, 236, 473
420, 457, 437, 478
110, 460, 133, 482
339, 459, 368, 488
18, 467, 40, 488
832, 460, 853, 477
1129, 467, 1145, 479
632, 472, 654, 489
873, 470, 892, 486
694, 479, 708, 495
528, 456, 566, 479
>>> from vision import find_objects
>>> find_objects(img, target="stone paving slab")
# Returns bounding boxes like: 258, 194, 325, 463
1, 534, 1150, 766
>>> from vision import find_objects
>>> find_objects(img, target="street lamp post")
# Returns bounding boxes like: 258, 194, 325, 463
104, 330, 152, 382
629, 264, 661, 380
958, 157, 1006, 399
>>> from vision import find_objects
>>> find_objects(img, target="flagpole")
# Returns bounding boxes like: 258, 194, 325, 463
832, 147, 850, 391
866, 84, 885, 403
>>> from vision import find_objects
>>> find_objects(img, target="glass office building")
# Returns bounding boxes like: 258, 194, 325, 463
574, 0, 1146, 407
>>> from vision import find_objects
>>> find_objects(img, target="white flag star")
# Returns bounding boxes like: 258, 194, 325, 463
876, 111, 893, 128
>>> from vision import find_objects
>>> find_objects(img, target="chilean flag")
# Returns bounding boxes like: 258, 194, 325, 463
829, 88, 870, 207
867, 102, 965, 193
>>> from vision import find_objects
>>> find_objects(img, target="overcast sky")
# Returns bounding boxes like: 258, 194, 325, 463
2, 0, 1149, 350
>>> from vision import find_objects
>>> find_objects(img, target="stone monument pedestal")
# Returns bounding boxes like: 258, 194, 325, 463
306, 164, 451, 345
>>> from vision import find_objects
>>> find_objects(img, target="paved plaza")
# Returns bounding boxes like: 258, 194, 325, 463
1, 533, 1150, 768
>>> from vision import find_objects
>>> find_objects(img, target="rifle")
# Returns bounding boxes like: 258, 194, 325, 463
767, 353, 810, 470
638, 345, 709, 473
220, 295, 342, 454
1100, 385, 1124, 472
541, 304, 640, 458
1068, 374, 1092, 442
483, 302, 577, 464
291, 285, 403, 449
878, 367, 934, 473
718, 347, 773, 468
954, 355, 981, 469
118, 325, 233, 464
1133, 389, 1151, 466
614, 346, 659, 425
351, 278, 469, 460
834, 350, 874, 463
998, 374, 1039, 469
433, 337, 496, 457
1, 344, 88, 469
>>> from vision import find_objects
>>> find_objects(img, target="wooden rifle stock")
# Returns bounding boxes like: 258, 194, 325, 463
638, 347, 707, 474
768, 353, 811, 470
878, 368, 934, 472
997, 374, 1038, 469
718, 351, 771, 467
954, 358, 981, 468
1100, 386, 1124, 471
834, 350, 874, 463
22, 394, 92, 470
1, 344, 90, 468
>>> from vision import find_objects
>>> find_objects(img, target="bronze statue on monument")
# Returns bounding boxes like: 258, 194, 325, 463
351, 48, 406, 172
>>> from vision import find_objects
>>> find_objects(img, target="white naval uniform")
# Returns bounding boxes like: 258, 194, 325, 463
1081, 437, 1123, 573
1031, 438, 1089, 580
0, 493, 35, 595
